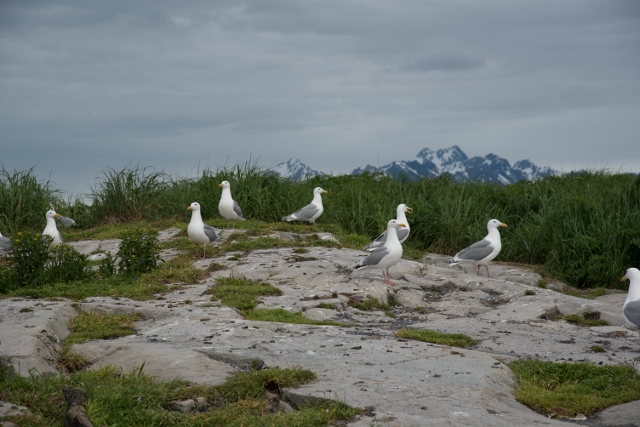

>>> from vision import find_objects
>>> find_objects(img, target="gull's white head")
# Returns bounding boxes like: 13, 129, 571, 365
314, 187, 328, 195
488, 219, 507, 229
46, 210, 60, 220
219, 181, 231, 189
622, 267, 640, 283
187, 202, 201, 212
398, 204, 413, 214
388, 219, 407, 229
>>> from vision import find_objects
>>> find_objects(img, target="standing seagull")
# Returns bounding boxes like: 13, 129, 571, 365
187, 202, 220, 258
0, 231, 11, 257
621, 267, 640, 337
282, 187, 328, 224
218, 181, 245, 228
43, 210, 63, 246
353, 219, 407, 286
446, 219, 507, 278
364, 204, 412, 251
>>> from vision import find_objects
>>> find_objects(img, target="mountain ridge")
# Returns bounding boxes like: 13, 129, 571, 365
272, 145, 558, 184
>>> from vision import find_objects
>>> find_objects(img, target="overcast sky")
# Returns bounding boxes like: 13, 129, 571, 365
1, 1, 639, 196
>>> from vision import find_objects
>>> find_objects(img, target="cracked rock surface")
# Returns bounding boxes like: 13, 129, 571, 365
1, 229, 638, 427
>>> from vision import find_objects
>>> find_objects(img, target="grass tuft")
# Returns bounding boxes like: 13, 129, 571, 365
395, 328, 477, 348
0, 361, 361, 427
58, 310, 141, 372
563, 313, 609, 327
509, 359, 640, 417
245, 308, 349, 326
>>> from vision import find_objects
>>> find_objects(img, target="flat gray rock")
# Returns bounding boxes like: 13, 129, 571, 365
0, 231, 638, 427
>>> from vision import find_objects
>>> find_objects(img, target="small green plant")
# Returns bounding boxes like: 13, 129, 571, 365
3, 232, 51, 288
207, 277, 283, 312
45, 244, 90, 283
589, 345, 606, 353
510, 359, 640, 417
524, 290, 536, 296
395, 328, 477, 348
348, 296, 397, 317
563, 313, 609, 327
245, 308, 348, 326
116, 228, 160, 276
98, 252, 116, 277
0, 232, 91, 292
317, 302, 337, 310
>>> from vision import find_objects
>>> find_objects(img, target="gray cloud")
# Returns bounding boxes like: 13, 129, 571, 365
1, 0, 639, 195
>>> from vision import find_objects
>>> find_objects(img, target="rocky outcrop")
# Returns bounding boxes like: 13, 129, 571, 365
0, 230, 637, 427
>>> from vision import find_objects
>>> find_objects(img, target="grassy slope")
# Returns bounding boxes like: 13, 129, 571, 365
2, 165, 639, 288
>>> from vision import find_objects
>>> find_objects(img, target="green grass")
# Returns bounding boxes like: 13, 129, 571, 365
348, 296, 397, 318
509, 359, 640, 418
563, 313, 610, 327
2, 254, 205, 301
0, 361, 360, 427
207, 278, 348, 326
58, 310, 142, 371
245, 308, 349, 327
395, 328, 478, 348
317, 302, 337, 310
3, 165, 640, 289
207, 277, 283, 311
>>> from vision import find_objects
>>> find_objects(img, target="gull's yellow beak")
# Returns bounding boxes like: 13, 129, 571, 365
500, 223, 507, 227
218, 183, 223, 188
55, 213, 61, 218
398, 223, 407, 228
322, 190, 328, 194
406, 207, 413, 214
622, 275, 628, 282
187, 206, 192, 211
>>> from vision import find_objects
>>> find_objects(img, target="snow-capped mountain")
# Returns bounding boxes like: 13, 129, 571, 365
271, 158, 324, 180
271, 146, 558, 184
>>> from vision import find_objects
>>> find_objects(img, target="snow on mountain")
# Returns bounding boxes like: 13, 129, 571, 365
271, 158, 323, 180
271, 147, 558, 184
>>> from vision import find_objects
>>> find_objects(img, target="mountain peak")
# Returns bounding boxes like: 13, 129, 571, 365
270, 146, 558, 184
272, 158, 323, 180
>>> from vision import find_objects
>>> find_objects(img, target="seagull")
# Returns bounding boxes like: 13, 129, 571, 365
282, 187, 328, 224
43, 210, 63, 246
446, 219, 507, 278
364, 204, 412, 251
621, 268, 640, 336
187, 202, 220, 258
0, 231, 11, 257
353, 219, 406, 286
218, 181, 245, 228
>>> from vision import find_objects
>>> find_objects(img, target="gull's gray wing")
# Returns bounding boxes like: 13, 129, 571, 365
58, 215, 76, 227
455, 239, 493, 261
355, 247, 390, 269
0, 236, 11, 252
396, 227, 409, 242
203, 224, 220, 243
291, 203, 319, 220
624, 301, 640, 329
233, 201, 244, 218
364, 231, 387, 250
